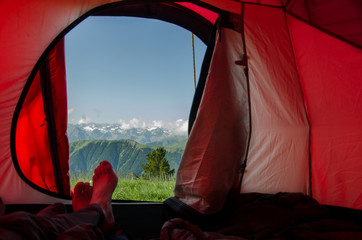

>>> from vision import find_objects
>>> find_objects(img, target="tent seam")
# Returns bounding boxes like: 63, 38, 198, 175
235, 2, 252, 192
283, 9, 312, 197
39, 58, 64, 195
285, 12, 362, 50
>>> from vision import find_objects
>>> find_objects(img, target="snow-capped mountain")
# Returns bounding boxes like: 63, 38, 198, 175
67, 123, 187, 146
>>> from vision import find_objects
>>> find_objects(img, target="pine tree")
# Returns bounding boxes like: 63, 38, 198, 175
142, 147, 174, 179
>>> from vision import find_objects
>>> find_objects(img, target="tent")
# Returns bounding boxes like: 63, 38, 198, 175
0, 0, 361, 238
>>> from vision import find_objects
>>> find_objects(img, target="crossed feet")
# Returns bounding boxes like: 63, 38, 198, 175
72, 160, 118, 231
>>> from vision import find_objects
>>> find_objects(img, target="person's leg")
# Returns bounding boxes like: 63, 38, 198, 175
56, 160, 118, 235
57, 160, 119, 239
0, 203, 104, 240
37, 202, 67, 217
57, 224, 105, 240
89, 160, 118, 231
0, 160, 118, 240
72, 160, 118, 231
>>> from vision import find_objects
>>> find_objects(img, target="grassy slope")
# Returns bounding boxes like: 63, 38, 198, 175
70, 173, 175, 202
69, 139, 182, 201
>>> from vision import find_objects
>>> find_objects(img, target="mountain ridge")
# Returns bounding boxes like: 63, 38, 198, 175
69, 139, 184, 176
67, 123, 187, 147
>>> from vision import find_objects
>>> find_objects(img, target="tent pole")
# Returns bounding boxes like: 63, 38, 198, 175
192, 32, 197, 91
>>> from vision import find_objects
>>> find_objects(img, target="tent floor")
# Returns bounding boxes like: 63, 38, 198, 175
5, 195, 362, 240
163, 194, 362, 239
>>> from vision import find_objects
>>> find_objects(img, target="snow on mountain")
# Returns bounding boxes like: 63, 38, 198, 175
67, 122, 187, 146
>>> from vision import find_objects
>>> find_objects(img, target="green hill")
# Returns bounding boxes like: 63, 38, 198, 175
69, 139, 183, 176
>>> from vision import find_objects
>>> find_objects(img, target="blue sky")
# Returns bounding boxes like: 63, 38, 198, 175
65, 16, 206, 132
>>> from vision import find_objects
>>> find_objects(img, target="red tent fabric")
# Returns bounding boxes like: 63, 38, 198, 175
15, 39, 70, 195
0, 0, 361, 213
288, 15, 362, 208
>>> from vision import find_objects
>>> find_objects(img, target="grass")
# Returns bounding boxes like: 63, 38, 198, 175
70, 172, 175, 202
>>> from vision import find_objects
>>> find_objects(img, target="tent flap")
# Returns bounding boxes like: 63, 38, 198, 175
15, 39, 69, 195
175, 24, 250, 214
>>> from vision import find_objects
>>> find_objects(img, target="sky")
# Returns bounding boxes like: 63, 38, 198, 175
65, 16, 206, 132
